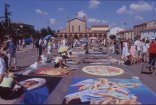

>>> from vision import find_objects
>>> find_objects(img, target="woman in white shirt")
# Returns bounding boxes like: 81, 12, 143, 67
0, 53, 6, 83
122, 42, 130, 60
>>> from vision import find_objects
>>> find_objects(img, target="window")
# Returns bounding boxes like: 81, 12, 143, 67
72, 26, 74, 32
78, 25, 80, 32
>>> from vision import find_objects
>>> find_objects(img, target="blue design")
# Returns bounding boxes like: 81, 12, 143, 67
65, 77, 156, 104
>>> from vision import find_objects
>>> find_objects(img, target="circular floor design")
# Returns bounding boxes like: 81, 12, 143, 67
82, 65, 124, 76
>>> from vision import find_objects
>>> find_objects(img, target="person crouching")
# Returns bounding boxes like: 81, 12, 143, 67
54, 55, 64, 68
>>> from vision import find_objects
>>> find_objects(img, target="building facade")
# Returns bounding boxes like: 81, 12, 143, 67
117, 29, 134, 40
141, 28, 156, 40
134, 20, 156, 38
108, 27, 125, 39
57, 17, 109, 39
66, 18, 87, 33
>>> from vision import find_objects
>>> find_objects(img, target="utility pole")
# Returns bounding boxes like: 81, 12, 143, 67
4, 3, 11, 27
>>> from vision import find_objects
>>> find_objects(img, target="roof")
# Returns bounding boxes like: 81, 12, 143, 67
67, 18, 85, 22
134, 20, 155, 27
117, 29, 133, 34
140, 27, 156, 32
91, 25, 109, 28
56, 31, 108, 34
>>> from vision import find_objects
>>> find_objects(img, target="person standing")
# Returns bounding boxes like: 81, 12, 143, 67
121, 42, 129, 60
0, 52, 6, 83
142, 40, 149, 62
148, 38, 156, 72
134, 39, 142, 62
47, 39, 52, 58
62, 38, 66, 46
38, 37, 44, 61
108, 39, 113, 56
7, 37, 17, 70
22, 39, 26, 50
85, 42, 89, 54
130, 43, 136, 64
0, 42, 8, 70
114, 41, 119, 55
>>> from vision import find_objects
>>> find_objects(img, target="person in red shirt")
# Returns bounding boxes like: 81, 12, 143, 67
148, 38, 156, 72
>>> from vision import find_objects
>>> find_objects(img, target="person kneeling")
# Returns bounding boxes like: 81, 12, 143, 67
124, 55, 132, 65
54, 56, 67, 68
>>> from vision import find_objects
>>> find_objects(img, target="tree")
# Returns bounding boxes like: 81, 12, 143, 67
40, 27, 55, 37
40, 28, 48, 37
47, 26, 54, 35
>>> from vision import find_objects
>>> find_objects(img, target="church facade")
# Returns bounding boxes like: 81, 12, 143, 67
56, 17, 110, 39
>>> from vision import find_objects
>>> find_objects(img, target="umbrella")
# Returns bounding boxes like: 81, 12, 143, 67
58, 45, 69, 53
44, 35, 51, 40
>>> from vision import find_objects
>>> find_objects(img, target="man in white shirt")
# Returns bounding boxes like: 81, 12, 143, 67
134, 39, 142, 61
142, 40, 149, 61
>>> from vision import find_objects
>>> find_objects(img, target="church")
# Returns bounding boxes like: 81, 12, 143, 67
56, 16, 110, 39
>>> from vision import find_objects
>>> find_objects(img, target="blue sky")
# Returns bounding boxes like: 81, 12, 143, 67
0, 0, 156, 30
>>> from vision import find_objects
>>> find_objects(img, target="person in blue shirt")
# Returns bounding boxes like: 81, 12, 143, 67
7, 37, 17, 71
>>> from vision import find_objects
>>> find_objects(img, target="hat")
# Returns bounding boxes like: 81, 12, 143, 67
151, 37, 155, 40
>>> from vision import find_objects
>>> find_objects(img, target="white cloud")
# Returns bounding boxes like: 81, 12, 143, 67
77, 10, 86, 18
58, 7, 64, 11
49, 18, 56, 25
130, 1, 153, 12
117, 1, 153, 15
135, 15, 144, 21
101, 20, 108, 24
35, 9, 48, 15
89, 0, 100, 8
87, 18, 100, 23
117, 5, 127, 14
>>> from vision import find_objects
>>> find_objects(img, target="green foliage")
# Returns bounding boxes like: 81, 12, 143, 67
40, 26, 55, 37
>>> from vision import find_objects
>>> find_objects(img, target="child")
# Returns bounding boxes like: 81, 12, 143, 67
0, 71, 24, 99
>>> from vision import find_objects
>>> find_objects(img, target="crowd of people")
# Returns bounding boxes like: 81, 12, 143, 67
0, 34, 156, 99
107, 37, 156, 69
